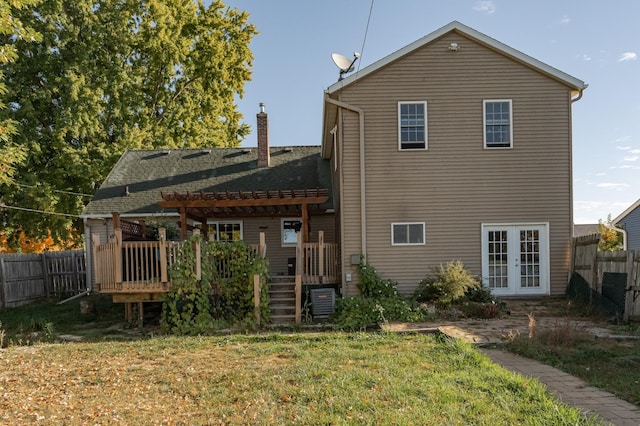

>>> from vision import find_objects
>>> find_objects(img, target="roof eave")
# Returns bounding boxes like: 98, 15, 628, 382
613, 198, 640, 225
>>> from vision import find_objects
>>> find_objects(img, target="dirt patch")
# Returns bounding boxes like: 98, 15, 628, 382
383, 297, 629, 344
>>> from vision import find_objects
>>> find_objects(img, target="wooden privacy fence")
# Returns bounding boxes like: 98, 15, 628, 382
0, 250, 86, 308
571, 234, 640, 321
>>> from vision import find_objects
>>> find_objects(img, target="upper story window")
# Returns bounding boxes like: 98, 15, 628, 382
398, 101, 427, 150
484, 100, 512, 148
391, 222, 425, 246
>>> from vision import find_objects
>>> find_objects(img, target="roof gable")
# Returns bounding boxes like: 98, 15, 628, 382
614, 198, 640, 225
327, 21, 586, 94
82, 146, 331, 217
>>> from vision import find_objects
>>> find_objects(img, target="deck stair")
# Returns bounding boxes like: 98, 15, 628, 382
268, 276, 297, 324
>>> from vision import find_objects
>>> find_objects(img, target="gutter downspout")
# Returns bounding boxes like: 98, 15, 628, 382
324, 93, 367, 257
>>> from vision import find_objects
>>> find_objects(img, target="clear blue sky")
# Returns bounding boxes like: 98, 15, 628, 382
224, 0, 640, 225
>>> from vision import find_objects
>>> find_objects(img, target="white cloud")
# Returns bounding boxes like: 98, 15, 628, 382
597, 183, 629, 190
559, 16, 571, 24
631, 149, 640, 154
623, 155, 639, 162
581, 54, 592, 61
616, 146, 632, 150
473, 1, 496, 14
618, 52, 637, 62
615, 136, 632, 143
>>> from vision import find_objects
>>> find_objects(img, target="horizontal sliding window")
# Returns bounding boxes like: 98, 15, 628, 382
391, 222, 425, 245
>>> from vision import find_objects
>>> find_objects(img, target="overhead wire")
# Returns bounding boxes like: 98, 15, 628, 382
12, 182, 93, 198
0, 203, 83, 218
355, 0, 375, 77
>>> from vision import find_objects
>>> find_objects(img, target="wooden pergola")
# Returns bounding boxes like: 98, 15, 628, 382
158, 188, 330, 242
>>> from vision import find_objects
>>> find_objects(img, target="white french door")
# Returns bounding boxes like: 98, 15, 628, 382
481, 224, 549, 296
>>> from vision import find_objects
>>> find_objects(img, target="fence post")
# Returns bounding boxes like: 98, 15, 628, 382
253, 274, 261, 326
624, 250, 635, 322
159, 228, 168, 283
42, 252, 51, 298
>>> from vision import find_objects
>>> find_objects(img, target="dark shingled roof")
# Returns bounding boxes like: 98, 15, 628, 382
82, 146, 332, 217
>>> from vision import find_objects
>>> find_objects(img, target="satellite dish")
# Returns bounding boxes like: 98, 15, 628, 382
331, 52, 360, 80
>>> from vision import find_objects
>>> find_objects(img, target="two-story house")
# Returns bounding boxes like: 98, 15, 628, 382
83, 21, 586, 307
321, 21, 586, 297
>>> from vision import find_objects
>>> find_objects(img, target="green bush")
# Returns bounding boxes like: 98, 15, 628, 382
161, 236, 270, 335
332, 258, 427, 329
415, 260, 480, 306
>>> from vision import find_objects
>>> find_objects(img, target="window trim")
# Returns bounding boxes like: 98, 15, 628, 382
391, 222, 426, 246
398, 101, 428, 151
281, 217, 302, 247
483, 99, 513, 149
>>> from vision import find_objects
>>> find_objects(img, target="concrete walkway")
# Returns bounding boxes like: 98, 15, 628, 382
480, 348, 640, 426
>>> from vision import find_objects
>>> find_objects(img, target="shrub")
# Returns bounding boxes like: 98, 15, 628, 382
332, 258, 427, 329
414, 260, 480, 306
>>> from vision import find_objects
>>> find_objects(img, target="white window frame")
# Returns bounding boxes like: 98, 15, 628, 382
391, 222, 426, 246
196, 221, 243, 241
483, 99, 513, 149
282, 218, 302, 247
398, 101, 428, 151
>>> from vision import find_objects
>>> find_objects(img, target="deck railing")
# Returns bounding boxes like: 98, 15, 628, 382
92, 229, 338, 294
297, 231, 339, 284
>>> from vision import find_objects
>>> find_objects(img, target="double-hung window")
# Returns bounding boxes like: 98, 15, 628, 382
391, 222, 425, 246
483, 100, 512, 148
398, 101, 427, 150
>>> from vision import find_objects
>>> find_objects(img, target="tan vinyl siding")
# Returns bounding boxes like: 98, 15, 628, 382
337, 33, 573, 296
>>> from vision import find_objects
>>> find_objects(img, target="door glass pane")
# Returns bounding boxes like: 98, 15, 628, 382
519, 230, 540, 288
487, 230, 508, 288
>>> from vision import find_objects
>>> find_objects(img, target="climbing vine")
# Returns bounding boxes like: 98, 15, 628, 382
161, 236, 270, 334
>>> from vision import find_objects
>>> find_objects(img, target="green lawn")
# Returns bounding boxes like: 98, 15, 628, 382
0, 332, 602, 425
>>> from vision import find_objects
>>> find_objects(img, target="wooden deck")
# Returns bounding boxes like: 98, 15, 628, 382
93, 230, 338, 295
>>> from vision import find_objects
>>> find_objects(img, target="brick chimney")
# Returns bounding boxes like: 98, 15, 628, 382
257, 102, 270, 167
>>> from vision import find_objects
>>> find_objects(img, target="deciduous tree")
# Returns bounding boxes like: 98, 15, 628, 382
0, 0, 256, 248
0, 0, 41, 185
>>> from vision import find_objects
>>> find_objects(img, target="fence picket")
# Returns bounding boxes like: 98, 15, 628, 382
0, 250, 86, 308
571, 233, 640, 321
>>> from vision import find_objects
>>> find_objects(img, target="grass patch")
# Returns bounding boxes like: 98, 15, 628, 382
0, 294, 137, 345
0, 332, 602, 425
505, 319, 640, 406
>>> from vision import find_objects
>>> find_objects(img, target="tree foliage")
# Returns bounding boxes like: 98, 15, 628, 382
0, 0, 256, 248
598, 215, 623, 252
0, 0, 41, 186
